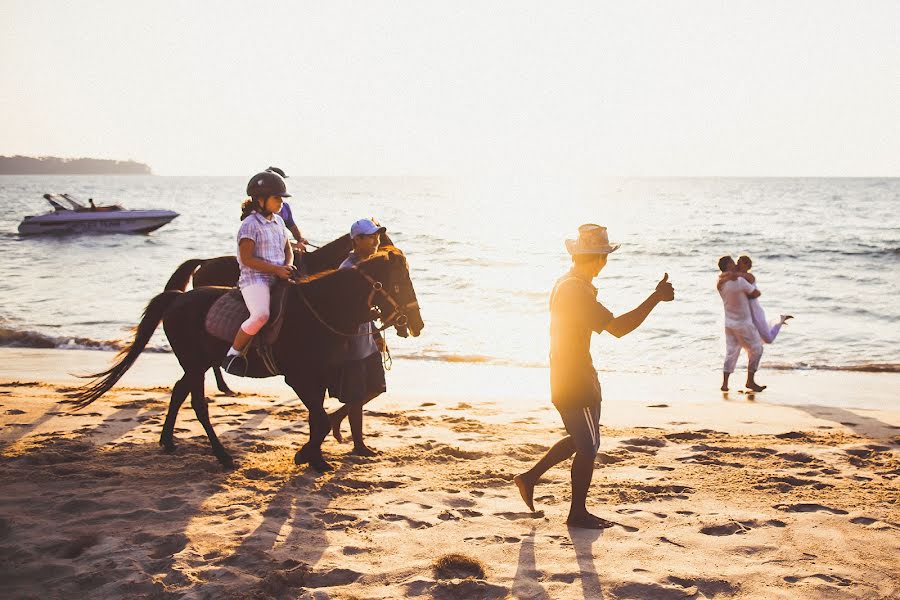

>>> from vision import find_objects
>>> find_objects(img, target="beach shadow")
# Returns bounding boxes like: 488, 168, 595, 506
567, 525, 605, 599
511, 527, 552, 599
0, 406, 59, 450
0, 433, 227, 598
789, 404, 898, 440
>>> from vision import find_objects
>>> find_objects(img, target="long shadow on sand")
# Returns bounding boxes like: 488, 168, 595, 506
511, 526, 605, 599
788, 404, 899, 441
568, 526, 605, 599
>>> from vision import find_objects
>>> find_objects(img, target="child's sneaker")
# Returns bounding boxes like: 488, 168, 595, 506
222, 354, 247, 377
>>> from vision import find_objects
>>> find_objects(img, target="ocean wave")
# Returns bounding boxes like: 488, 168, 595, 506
0, 326, 170, 353
390, 351, 546, 369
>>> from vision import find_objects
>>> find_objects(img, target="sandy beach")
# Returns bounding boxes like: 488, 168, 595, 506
0, 348, 898, 600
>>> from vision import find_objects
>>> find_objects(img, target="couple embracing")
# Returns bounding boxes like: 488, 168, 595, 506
717, 254, 792, 392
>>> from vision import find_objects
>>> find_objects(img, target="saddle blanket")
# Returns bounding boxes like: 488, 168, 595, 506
205, 286, 289, 378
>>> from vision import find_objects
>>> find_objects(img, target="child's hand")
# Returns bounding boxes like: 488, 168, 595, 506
273, 265, 295, 280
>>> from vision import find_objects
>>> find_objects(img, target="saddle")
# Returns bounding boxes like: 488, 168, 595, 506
205, 282, 291, 378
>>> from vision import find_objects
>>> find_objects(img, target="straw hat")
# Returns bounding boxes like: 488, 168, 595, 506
565, 224, 620, 255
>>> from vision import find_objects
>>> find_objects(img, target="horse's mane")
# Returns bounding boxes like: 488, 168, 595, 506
293, 245, 404, 286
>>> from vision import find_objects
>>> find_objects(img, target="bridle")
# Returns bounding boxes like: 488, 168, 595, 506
294, 264, 417, 338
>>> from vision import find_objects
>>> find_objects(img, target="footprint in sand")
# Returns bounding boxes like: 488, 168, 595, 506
53, 533, 100, 559
700, 519, 786, 536
378, 513, 433, 529
494, 510, 545, 520
154, 496, 185, 511
773, 503, 848, 515
849, 516, 900, 530
666, 576, 736, 597
784, 573, 852, 587
148, 532, 189, 559
754, 475, 832, 492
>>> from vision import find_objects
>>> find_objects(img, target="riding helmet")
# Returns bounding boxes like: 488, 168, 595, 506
246, 171, 291, 198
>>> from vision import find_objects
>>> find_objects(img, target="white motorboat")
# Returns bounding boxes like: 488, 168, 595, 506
18, 194, 179, 235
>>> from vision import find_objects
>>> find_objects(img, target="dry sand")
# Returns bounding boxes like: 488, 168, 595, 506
0, 349, 898, 599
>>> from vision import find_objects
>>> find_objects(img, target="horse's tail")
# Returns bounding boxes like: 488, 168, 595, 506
163, 259, 207, 291
68, 290, 182, 409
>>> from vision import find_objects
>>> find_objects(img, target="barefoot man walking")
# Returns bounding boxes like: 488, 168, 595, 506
515, 224, 675, 529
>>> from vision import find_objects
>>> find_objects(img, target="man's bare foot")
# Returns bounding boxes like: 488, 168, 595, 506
329, 414, 344, 443
746, 382, 766, 392
514, 474, 536, 512
566, 511, 613, 529
351, 445, 378, 457
780, 314, 794, 324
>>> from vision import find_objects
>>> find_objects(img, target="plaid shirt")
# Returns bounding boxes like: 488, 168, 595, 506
237, 212, 289, 288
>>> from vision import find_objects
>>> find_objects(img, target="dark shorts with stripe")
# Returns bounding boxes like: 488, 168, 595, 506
327, 352, 386, 405
557, 399, 602, 456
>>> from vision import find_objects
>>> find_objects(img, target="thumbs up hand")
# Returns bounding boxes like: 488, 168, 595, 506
655, 272, 675, 302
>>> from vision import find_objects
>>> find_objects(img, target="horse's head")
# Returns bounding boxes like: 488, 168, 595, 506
357, 246, 423, 338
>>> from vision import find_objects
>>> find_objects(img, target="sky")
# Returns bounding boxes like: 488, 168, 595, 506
1, 1, 899, 176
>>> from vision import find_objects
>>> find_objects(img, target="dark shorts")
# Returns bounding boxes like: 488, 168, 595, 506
327, 352, 386, 405
557, 400, 601, 457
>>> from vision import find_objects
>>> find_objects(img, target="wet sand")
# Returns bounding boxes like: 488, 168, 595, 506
0, 349, 898, 599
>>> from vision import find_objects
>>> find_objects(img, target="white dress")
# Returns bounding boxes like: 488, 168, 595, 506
749, 286, 782, 344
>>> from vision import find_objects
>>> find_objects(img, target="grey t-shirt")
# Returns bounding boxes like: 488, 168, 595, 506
340, 252, 380, 360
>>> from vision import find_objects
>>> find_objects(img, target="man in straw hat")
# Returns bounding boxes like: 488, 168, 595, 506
514, 224, 674, 529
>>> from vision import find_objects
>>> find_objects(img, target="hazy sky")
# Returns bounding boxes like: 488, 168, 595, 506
2, 1, 898, 176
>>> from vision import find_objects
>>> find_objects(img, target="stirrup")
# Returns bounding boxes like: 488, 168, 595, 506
221, 354, 248, 377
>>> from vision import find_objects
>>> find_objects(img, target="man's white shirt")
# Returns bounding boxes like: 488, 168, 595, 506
719, 278, 756, 328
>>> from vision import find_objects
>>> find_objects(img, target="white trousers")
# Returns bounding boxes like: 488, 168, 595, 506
724, 321, 763, 374
240, 282, 271, 335
750, 298, 782, 344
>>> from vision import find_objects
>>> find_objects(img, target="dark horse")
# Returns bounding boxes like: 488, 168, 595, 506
163, 234, 395, 396
71, 247, 423, 472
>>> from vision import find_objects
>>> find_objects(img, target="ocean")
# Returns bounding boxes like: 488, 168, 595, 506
0, 175, 897, 375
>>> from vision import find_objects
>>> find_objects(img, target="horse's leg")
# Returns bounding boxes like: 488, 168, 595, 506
212, 366, 237, 396
159, 376, 191, 452
188, 371, 234, 468
286, 378, 331, 473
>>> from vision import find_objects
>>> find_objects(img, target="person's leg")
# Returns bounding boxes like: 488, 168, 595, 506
722, 328, 740, 391
738, 325, 765, 391
515, 436, 576, 511
329, 404, 349, 443
223, 283, 271, 374
746, 342, 765, 390
750, 298, 775, 343
349, 401, 376, 456
564, 403, 605, 528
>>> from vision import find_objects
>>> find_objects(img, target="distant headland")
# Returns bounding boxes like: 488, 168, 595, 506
0, 155, 152, 175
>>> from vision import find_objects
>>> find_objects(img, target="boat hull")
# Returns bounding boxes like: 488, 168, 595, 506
18, 210, 179, 235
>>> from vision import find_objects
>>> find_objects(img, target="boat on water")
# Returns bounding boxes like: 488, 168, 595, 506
18, 194, 179, 235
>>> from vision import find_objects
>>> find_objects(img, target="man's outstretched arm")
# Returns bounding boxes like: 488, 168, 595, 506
605, 273, 674, 338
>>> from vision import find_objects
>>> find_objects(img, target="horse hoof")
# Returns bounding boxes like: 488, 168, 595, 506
310, 457, 333, 473
159, 440, 177, 454
217, 454, 235, 469
293, 448, 310, 465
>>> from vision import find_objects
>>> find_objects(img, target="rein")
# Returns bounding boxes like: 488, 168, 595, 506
293, 265, 410, 338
